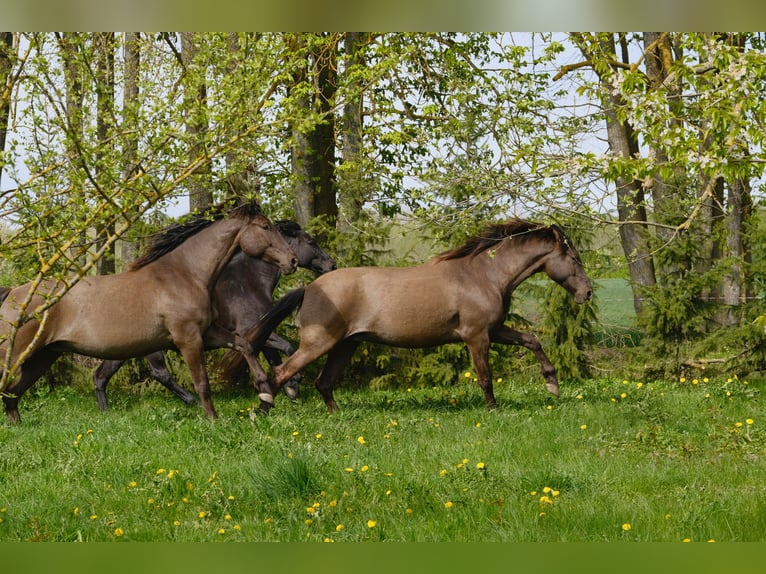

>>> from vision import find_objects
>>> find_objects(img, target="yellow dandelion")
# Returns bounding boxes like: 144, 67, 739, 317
475, 422, 482, 428
464, 371, 472, 378
114, 528, 124, 537
328, 500, 338, 508
735, 422, 743, 428
444, 501, 454, 509
174, 520, 181, 527
476, 462, 486, 470
406, 508, 413, 514
156, 468, 166, 475
367, 519, 377, 528
543, 486, 552, 494
228, 495, 235, 501
622, 523, 632, 531
305, 518, 313, 525
128, 481, 137, 488
620, 392, 627, 399
198, 511, 207, 519
580, 424, 587, 430
746, 419, 754, 425
336, 524, 344, 532
439, 469, 448, 477
73, 507, 79, 516
315, 433, 323, 439
357, 436, 366, 444
344, 467, 354, 473
361, 465, 369, 472
539, 496, 553, 505
225, 514, 232, 521
680, 377, 686, 383
234, 525, 241, 531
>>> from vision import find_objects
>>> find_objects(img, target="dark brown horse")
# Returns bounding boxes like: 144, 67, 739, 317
92, 220, 335, 410
0, 201, 297, 423
239, 219, 593, 413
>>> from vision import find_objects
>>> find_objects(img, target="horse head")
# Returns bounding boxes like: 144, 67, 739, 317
239, 214, 298, 274
544, 226, 593, 304
276, 220, 336, 274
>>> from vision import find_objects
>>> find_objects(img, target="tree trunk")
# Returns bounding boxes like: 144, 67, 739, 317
577, 33, 656, 315
119, 32, 141, 267
289, 33, 339, 233
181, 32, 213, 213
58, 33, 87, 269
0, 32, 14, 186
94, 32, 116, 275
338, 32, 365, 234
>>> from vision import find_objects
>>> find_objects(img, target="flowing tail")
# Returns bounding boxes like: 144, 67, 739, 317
216, 287, 306, 385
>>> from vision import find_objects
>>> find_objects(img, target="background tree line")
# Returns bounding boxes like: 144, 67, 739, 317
1, 32, 765, 388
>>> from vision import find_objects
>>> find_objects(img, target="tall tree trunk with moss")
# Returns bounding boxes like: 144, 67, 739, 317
289, 33, 338, 234
57, 33, 87, 269
94, 32, 116, 275
181, 32, 213, 213
119, 32, 141, 267
0, 32, 14, 186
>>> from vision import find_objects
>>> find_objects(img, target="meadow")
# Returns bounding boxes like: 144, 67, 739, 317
1, 367, 764, 542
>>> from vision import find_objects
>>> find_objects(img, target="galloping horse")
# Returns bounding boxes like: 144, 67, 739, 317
240, 219, 593, 413
0, 201, 297, 423
92, 220, 335, 410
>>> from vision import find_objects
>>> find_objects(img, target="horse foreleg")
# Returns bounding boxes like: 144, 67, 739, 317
146, 352, 197, 406
465, 334, 496, 409
204, 324, 276, 414
3, 348, 61, 424
93, 358, 124, 411
263, 335, 301, 401
490, 324, 559, 396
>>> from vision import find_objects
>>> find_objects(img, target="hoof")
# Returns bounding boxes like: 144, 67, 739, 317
545, 381, 560, 397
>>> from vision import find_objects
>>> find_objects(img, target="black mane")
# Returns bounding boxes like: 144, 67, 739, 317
434, 219, 563, 262
128, 200, 262, 271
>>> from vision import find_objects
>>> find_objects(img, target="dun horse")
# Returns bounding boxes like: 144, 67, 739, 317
0, 201, 297, 423
239, 219, 593, 413
92, 220, 335, 409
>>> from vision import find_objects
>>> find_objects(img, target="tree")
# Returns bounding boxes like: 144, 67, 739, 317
180, 32, 213, 212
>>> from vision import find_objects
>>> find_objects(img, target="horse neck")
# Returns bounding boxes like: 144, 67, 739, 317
166, 219, 244, 292
225, 251, 281, 295
471, 239, 553, 296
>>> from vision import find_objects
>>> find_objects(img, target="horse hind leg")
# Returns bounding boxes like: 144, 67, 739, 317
3, 348, 61, 424
146, 352, 197, 406
93, 359, 123, 411
313, 340, 359, 413
465, 335, 497, 410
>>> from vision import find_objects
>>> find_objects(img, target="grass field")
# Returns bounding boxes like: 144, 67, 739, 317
1, 370, 764, 542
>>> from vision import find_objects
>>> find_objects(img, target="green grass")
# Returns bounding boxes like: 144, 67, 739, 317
1, 373, 764, 542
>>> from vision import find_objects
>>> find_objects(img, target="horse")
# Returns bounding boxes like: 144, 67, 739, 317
91, 220, 336, 410
237, 219, 593, 413
0, 201, 298, 423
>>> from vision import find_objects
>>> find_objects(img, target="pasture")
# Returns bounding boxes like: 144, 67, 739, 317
1, 367, 764, 542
